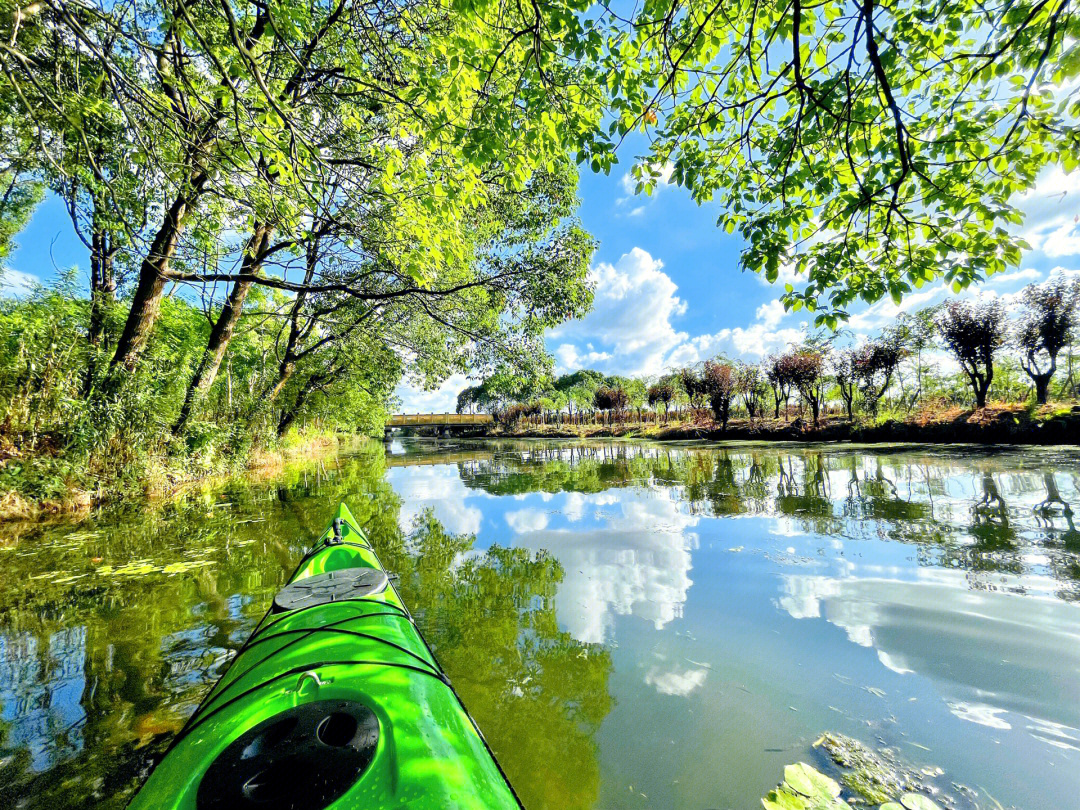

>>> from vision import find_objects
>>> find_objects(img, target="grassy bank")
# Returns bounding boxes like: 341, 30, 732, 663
482, 401, 1080, 445
0, 429, 352, 521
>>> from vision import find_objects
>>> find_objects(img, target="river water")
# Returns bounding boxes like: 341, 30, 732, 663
1, 438, 1079, 809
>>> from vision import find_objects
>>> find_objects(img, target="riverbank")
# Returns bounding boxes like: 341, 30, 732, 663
482, 402, 1080, 445
0, 431, 351, 521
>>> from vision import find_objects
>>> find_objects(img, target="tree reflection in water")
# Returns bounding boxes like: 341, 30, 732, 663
0, 444, 612, 810
1, 439, 1078, 809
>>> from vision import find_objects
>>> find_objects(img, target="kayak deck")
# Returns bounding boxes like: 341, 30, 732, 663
128, 503, 521, 810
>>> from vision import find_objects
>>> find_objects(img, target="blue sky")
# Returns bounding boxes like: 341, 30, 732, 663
398, 145, 1080, 411
4, 139, 1080, 413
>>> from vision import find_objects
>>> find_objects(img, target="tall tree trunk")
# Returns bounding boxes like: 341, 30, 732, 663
268, 361, 297, 404
259, 233, 322, 412
110, 173, 208, 371
1034, 373, 1052, 405
83, 209, 117, 396
277, 395, 304, 437
87, 215, 116, 349
278, 374, 322, 438
175, 223, 271, 432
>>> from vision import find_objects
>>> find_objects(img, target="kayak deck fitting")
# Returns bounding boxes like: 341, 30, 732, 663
129, 503, 522, 810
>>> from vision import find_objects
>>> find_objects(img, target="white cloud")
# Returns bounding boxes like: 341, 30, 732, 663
0, 268, 40, 297
505, 508, 549, 534
1018, 166, 1080, 258
776, 571, 1080, 750
563, 491, 620, 522
554, 343, 612, 373
549, 246, 809, 375
516, 489, 698, 643
645, 663, 708, 697
394, 373, 471, 414
549, 248, 689, 376
846, 284, 947, 332
948, 701, 1012, 730
386, 464, 483, 536
755, 299, 787, 329
668, 322, 808, 363
986, 267, 1043, 286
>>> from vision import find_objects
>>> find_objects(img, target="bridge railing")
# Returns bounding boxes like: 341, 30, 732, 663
387, 413, 494, 427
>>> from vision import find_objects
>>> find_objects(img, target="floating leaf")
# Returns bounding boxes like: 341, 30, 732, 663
784, 763, 841, 799
900, 794, 941, 810
762, 790, 806, 810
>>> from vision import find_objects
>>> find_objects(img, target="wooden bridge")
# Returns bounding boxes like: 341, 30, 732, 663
385, 413, 493, 435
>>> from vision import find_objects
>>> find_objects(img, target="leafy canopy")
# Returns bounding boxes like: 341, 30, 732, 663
589, 0, 1080, 324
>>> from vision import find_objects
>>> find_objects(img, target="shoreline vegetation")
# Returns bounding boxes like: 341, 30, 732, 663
0, 429, 347, 522
455, 281, 1080, 452
474, 401, 1080, 445
2, 2, 1079, 529
6, 397, 1080, 520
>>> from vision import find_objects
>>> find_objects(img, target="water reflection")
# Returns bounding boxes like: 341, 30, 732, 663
0, 443, 612, 810
513, 489, 698, 643
1, 438, 1079, 809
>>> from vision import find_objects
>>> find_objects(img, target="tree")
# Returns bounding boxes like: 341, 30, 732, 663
555, 370, 605, 419
735, 362, 766, 420
1014, 276, 1080, 404
0, 173, 43, 266
853, 336, 904, 414
647, 380, 675, 421
786, 350, 827, 424
678, 367, 706, 415
764, 355, 794, 419
702, 360, 737, 430
621, 377, 648, 422
593, 386, 628, 422
594, 0, 1074, 323
457, 386, 481, 415
568, 384, 596, 423
938, 299, 1007, 409
832, 350, 858, 420
894, 308, 940, 410
2, 0, 608, 378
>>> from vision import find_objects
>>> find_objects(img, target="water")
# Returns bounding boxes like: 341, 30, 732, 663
1, 438, 1079, 809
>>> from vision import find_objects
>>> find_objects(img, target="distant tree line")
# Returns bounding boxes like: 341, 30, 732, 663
463, 276, 1080, 429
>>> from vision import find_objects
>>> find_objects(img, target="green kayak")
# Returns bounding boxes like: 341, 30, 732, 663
129, 503, 521, 810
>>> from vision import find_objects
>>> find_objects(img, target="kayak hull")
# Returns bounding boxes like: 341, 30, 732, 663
128, 504, 520, 810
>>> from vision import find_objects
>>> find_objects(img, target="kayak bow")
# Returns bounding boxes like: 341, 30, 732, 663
129, 503, 521, 810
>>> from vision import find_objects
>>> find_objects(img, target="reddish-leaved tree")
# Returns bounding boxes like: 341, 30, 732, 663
938, 299, 1007, 409
786, 349, 827, 424
853, 335, 904, 414
1014, 277, 1080, 404
647, 380, 675, 421
702, 360, 737, 429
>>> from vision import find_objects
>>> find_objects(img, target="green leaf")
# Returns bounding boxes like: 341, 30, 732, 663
762, 791, 807, 810
900, 794, 941, 810
784, 763, 841, 800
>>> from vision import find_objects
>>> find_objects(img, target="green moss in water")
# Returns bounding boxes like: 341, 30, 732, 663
815, 732, 907, 804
